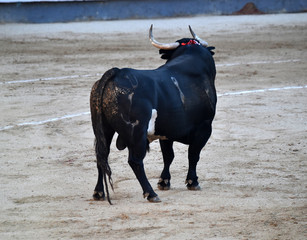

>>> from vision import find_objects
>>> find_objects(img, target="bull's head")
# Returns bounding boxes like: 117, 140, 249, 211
149, 24, 208, 50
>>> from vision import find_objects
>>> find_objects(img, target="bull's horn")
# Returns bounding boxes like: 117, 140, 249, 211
189, 25, 208, 47
149, 24, 180, 50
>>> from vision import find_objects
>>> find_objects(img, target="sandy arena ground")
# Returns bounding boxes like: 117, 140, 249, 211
0, 13, 306, 239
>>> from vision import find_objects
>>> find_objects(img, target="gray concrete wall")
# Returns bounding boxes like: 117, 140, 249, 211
0, 0, 306, 23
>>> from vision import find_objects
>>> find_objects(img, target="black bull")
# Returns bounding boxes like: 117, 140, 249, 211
90, 26, 217, 204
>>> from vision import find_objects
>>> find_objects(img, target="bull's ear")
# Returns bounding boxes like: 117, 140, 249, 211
207, 46, 215, 56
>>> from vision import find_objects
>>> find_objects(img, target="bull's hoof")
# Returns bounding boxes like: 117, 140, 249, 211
186, 179, 201, 191
157, 178, 171, 190
144, 192, 161, 203
187, 184, 201, 190
147, 195, 161, 203
93, 191, 105, 201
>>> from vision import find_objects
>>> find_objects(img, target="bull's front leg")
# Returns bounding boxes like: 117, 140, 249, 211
158, 139, 174, 190
128, 147, 161, 203
186, 147, 201, 190
186, 122, 212, 190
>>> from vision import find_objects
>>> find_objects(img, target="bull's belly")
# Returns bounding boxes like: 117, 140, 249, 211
153, 115, 194, 141
147, 105, 211, 143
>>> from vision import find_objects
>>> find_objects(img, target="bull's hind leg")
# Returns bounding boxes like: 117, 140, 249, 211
93, 122, 115, 201
186, 121, 212, 190
93, 167, 105, 200
158, 139, 174, 190
128, 134, 161, 202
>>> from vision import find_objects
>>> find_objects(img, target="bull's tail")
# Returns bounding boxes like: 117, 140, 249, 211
90, 68, 119, 204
